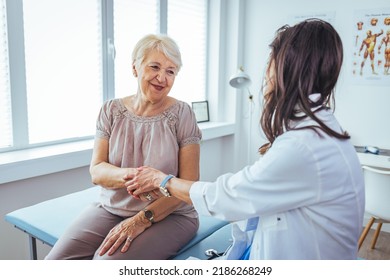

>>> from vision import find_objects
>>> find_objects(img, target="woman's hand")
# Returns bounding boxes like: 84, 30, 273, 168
127, 166, 194, 205
126, 166, 166, 198
99, 213, 150, 256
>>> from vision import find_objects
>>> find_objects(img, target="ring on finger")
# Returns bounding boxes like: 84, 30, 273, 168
145, 193, 153, 201
127, 237, 132, 242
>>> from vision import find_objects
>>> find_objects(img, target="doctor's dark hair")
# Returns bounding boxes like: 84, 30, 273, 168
259, 19, 350, 155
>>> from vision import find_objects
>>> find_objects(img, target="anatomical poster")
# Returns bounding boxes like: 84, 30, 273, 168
351, 9, 390, 85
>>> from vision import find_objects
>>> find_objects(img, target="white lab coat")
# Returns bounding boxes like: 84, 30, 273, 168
190, 108, 365, 259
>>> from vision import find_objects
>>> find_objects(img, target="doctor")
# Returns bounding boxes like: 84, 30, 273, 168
126, 19, 365, 260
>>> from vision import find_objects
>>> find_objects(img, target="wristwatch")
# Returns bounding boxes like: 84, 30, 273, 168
143, 209, 155, 224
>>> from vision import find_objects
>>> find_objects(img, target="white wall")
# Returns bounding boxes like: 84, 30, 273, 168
242, 0, 390, 164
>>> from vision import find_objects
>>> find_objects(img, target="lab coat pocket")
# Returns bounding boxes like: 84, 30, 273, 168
260, 213, 287, 232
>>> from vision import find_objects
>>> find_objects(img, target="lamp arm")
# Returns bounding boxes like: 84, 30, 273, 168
247, 88, 254, 164
247, 88, 253, 101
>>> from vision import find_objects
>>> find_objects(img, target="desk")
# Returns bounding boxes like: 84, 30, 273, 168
355, 146, 390, 169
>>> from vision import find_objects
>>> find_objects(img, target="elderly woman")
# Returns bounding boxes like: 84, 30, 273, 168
127, 19, 365, 260
45, 34, 201, 260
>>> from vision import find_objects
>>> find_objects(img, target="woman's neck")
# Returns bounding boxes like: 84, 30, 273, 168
128, 94, 170, 117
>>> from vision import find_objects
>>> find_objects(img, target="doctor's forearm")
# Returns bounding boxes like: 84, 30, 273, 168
166, 178, 195, 205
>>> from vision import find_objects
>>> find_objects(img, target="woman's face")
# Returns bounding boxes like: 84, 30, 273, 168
135, 50, 177, 104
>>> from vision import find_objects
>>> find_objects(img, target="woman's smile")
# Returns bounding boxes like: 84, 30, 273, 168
151, 83, 165, 91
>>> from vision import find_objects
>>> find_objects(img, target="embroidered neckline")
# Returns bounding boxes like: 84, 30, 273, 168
116, 98, 180, 122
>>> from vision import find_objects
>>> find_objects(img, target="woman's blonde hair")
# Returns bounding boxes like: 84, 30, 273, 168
131, 34, 182, 72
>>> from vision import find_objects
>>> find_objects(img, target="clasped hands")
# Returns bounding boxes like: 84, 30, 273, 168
125, 166, 166, 201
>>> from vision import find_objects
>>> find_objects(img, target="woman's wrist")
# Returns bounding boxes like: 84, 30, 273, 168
136, 210, 153, 227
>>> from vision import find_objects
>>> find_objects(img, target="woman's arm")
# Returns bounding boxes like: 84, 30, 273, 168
90, 137, 137, 189
99, 143, 200, 256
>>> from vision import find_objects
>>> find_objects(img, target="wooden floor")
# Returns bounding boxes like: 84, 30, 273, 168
358, 228, 390, 260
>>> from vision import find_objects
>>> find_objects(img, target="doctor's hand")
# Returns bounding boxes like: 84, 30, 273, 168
126, 166, 166, 198
98, 213, 149, 256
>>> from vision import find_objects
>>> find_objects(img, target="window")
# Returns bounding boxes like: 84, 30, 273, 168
0, 0, 208, 153
113, 0, 207, 103
0, 0, 12, 149
167, 0, 207, 103
113, 0, 159, 98
23, 0, 102, 144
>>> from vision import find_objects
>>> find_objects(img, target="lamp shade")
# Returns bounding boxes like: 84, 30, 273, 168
229, 68, 252, 89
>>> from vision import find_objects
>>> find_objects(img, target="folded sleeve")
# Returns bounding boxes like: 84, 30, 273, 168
176, 102, 202, 147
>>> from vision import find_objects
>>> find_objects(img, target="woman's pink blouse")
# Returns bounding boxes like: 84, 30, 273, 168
95, 98, 202, 218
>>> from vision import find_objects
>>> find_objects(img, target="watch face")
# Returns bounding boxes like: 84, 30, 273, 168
144, 210, 154, 220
